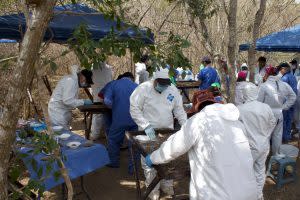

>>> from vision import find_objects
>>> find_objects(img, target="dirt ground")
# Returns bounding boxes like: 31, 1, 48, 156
43, 115, 300, 200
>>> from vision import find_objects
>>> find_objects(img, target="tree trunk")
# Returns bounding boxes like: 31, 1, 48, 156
226, 0, 238, 103
248, 0, 267, 83
0, 1, 57, 199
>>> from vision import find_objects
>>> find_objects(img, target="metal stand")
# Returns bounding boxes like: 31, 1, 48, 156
61, 176, 91, 200
126, 130, 189, 200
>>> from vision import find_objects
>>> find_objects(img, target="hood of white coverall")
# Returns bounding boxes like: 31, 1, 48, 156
204, 103, 239, 121
242, 83, 258, 103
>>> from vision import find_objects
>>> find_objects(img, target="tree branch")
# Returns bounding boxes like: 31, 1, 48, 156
157, 1, 181, 32
137, 0, 156, 26
248, 0, 267, 82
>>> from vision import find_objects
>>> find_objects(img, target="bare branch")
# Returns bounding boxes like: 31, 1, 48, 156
221, 0, 229, 17
157, 1, 181, 32
248, 0, 267, 82
137, 0, 157, 26
25, 0, 42, 5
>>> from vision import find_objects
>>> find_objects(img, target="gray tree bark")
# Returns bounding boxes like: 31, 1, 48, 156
0, 1, 57, 199
248, 0, 267, 83
226, 0, 238, 103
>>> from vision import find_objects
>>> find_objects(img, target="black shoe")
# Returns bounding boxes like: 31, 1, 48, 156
106, 164, 119, 168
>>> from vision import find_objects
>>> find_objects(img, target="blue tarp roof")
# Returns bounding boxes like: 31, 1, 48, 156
0, 4, 154, 44
239, 24, 300, 52
0, 39, 16, 43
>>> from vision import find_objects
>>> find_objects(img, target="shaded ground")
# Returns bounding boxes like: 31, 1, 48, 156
43, 113, 300, 200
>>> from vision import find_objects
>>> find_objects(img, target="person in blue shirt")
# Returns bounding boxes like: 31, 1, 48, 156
197, 56, 220, 90
277, 62, 298, 142
103, 72, 138, 171
98, 74, 130, 137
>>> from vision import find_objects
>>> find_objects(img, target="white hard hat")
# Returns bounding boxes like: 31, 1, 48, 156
153, 67, 169, 79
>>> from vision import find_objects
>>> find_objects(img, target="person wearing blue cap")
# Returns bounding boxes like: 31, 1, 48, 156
197, 56, 220, 90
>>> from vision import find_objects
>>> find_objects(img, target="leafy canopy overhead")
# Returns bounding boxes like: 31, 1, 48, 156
66, 0, 191, 72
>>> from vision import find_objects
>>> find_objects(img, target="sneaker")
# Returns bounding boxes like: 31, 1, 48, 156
106, 164, 119, 168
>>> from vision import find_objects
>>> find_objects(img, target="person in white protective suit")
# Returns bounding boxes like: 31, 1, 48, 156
135, 55, 149, 84
90, 62, 113, 140
237, 84, 277, 200
257, 66, 296, 155
144, 91, 258, 200
48, 65, 94, 130
130, 67, 187, 200
255, 56, 267, 85
235, 71, 253, 105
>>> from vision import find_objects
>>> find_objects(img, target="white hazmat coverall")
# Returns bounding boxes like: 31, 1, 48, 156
130, 79, 187, 200
135, 62, 149, 84
257, 76, 296, 155
90, 63, 113, 139
255, 66, 266, 86
235, 81, 255, 105
150, 103, 258, 200
48, 65, 84, 129
237, 84, 276, 199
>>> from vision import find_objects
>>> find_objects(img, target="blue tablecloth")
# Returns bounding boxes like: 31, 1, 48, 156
19, 131, 110, 190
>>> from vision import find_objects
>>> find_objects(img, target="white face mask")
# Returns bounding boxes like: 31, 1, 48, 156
277, 73, 283, 78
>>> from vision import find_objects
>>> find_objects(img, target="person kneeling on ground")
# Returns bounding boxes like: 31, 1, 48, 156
144, 91, 258, 200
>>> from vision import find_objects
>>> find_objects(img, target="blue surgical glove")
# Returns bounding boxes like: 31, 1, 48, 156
145, 125, 156, 140
83, 99, 93, 105
145, 154, 153, 167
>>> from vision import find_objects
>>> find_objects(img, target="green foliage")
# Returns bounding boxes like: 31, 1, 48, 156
69, 23, 191, 71
9, 129, 64, 199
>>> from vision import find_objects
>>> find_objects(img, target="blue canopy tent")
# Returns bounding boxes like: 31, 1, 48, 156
239, 24, 300, 52
0, 3, 154, 44
0, 39, 16, 43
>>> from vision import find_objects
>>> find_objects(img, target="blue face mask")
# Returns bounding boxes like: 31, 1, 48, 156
155, 83, 169, 93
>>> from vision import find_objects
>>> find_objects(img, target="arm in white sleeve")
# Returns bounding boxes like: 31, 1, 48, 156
173, 89, 187, 126
135, 63, 145, 75
150, 116, 200, 164
282, 83, 296, 110
268, 106, 277, 134
130, 86, 151, 130
62, 77, 84, 108
257, 85, 266, 103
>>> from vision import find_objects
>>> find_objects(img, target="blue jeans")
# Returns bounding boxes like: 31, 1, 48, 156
283, 107, 294, 142
108, 125, 137, 171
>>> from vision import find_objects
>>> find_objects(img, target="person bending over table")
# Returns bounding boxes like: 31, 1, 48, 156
130, 67, 187, 200
145, 91, 258, 200
48, 65, 93, 130
103, 72, 138, 174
